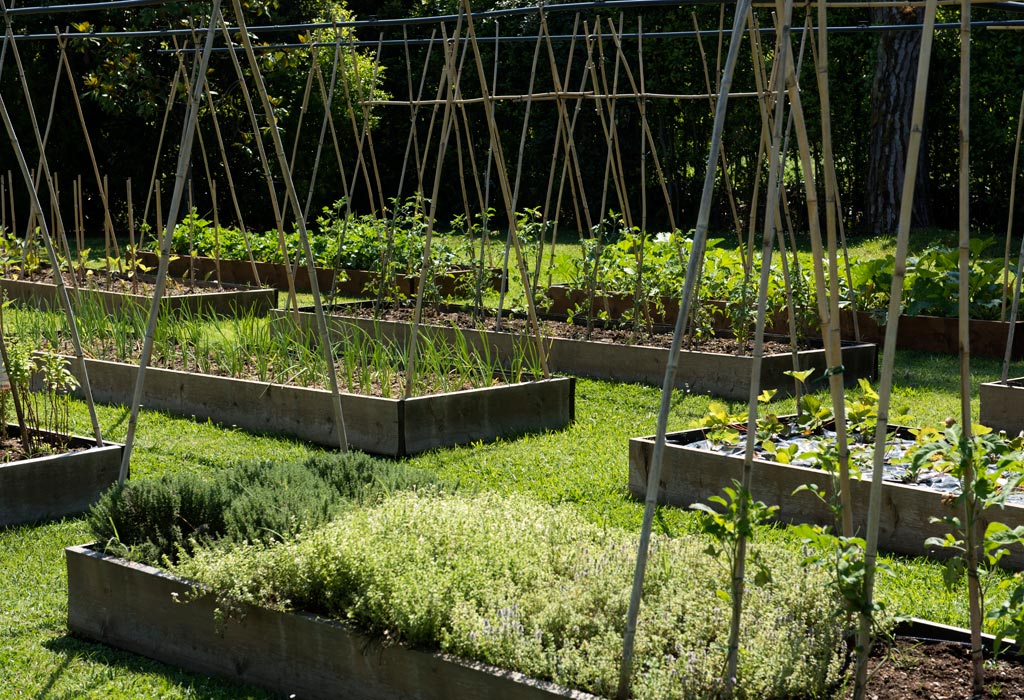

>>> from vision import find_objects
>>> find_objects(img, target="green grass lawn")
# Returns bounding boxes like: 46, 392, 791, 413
4, 229, 1022, 697
1, 338, 1019, 697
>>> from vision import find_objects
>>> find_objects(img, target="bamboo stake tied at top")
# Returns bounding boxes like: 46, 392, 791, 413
855, 0, 939, 696
617, 0, 752, 695
119, 0, 223, 481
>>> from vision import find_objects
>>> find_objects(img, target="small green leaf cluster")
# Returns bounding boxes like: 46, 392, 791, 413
844, 237, 1016, 320
87, 451, 444, 566
172, 490, 845, 699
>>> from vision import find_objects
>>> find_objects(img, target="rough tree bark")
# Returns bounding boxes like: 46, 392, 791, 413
866, 5, 931, 234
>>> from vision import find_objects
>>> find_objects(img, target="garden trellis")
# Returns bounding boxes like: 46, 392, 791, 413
3, 0, 1024, 697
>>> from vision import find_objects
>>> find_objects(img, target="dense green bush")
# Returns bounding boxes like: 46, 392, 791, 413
174, 491, 847, 699
88, 451, 445, 565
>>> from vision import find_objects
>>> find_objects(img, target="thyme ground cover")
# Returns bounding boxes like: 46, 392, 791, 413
171, 490, 847, 700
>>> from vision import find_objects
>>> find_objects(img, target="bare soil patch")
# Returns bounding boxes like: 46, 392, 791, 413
860, 638, 1024, 699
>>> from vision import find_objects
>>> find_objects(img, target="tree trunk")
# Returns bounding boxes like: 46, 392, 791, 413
866, 6, 931, 234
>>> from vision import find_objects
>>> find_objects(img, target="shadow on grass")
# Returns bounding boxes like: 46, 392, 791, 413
39, 634, 270, 700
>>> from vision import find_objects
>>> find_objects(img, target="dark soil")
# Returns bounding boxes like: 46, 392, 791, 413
861, 639, 1024, 699
5, 267, 220, 297
337, 304, 802, 355
0, 433, 81, 462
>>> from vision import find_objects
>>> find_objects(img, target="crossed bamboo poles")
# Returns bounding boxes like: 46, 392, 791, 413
0, 0, 1018, 696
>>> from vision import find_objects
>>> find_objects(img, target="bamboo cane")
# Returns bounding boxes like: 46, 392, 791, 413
201, 71, 261, 285
302, 35, 343, 226
120, 2, 223, 481
721, 0, 794, 691
404, 19, 462, 399
53, 29, 122, 271
128, 178, 138, 294
0, 0, 103, 449
856, 1, 939, 696
617, 1, 753, 696
142, 65, 182, 228
462, 0, 549, 377
693, 12, 743, 245
218, 18, 300, 314
1003, 89, 1024, 322
228, 0, 349, 451
956, 0, 984, 692
10, 31, 77, 290
541, 15, 581, 289
374, 29, 436, 316
1001, 92, 1024, 383
814, 0, 855, 537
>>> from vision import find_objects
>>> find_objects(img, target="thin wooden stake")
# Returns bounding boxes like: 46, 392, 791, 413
856, 1, 939, 696
228, 0, 349, 451
0, 0, 103, 448
120, 4, 223, 482
1003, 89, 1024, 322
617, 1, 752, 695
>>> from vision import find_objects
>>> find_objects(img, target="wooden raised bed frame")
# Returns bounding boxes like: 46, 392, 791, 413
839, 310, 1024, 360
1, 428, 123, 527
628, 426, 1024, 568
0, 273, 277, 317
135, 251, 502, 298
66, 544, 597, 700
61, 356, 574, 458
980, 378, 1024, 435
272, 305, 878, 402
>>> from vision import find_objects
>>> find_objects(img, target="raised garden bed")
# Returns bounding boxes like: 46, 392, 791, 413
59, 356, 574, 457
980, 378, 1024, 435
839, 309, 1024, 360
135, 251, 502, 297
543, 285, 791, 334
65, 543, 595, 700
1, 428, 123, 527
0, 270, 277, 317
628, 425, 1024, 568
273, 304, 878, 402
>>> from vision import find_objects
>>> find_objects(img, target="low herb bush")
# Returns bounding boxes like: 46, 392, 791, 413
88, 452, 444, 565
173, 491, 846, 699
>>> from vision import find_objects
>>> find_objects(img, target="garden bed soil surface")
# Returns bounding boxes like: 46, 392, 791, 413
134, 251, 503, 297
860, 638, 1024, 699
281, 303, 879, 401
0, 268, 277, 316
335, 303, 796, 353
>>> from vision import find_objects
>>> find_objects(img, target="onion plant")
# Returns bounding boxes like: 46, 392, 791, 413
8, 297, 545, 398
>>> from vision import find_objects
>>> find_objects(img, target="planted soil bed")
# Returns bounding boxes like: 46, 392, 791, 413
55, 354, 574, 457
628, 423, 1024, 567
981, 378, 1024, 435
134, 251, 502, 297
0, 268, 277, 317
0, 426, 123, 526
859, 636, 1024, 699
66, 544, 596, 700
273, 303, 878, 401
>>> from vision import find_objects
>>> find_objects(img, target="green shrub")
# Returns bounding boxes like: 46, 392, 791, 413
87, 452, 444, 565
174, 491, 846, 699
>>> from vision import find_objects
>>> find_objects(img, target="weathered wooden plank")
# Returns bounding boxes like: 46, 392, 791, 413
628, 428, 1024, 568
0, 431, 122, 526
66, 545, 598, 700
980, 379, 1024, 435
0, 275, 277, 317
58, 357, 572, 457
